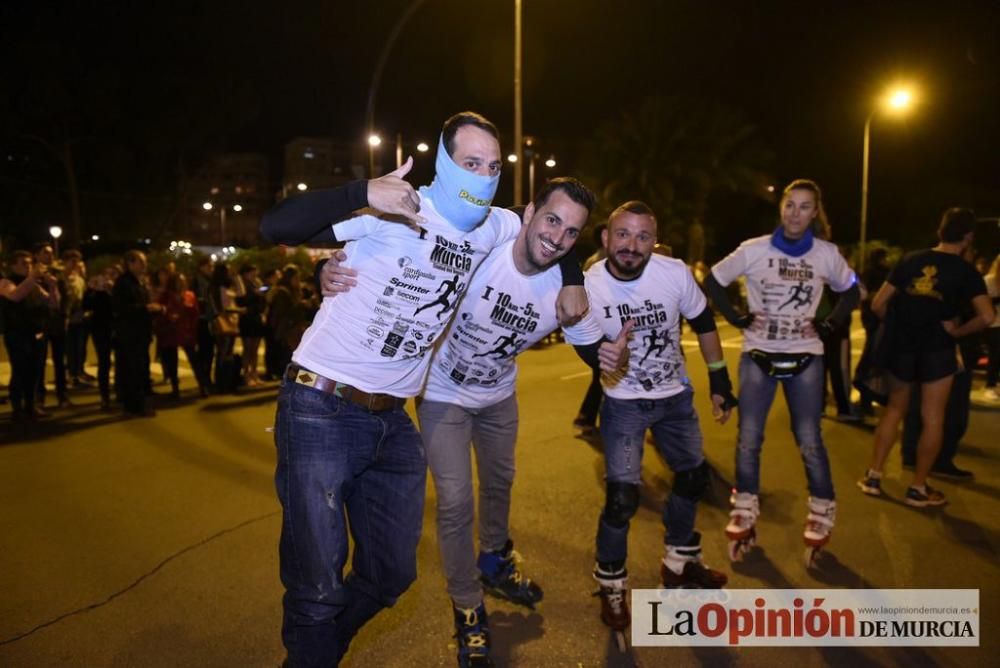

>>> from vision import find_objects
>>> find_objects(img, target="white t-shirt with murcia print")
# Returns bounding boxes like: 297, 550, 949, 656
293, 195, 520, 398
585, 255, 705, 400
422, 239, 604, 409
710, 234, 856, 355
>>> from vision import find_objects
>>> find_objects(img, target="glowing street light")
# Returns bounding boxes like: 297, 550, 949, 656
368, 134, 382, 147
49, 225, 63, 256
544, 156, 556, 168
297, 182, 308, 192
859, 84, 918, 273
507, 154, 518, 163
417, 142, 430, 153
887, 89, 913, 111
203, 201, 243, 245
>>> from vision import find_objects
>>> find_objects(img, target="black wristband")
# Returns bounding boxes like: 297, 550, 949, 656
558, 252, 585, 286
709, 367, 738, 409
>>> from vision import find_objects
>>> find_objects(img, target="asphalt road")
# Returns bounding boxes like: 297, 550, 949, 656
1, 322, 997, 667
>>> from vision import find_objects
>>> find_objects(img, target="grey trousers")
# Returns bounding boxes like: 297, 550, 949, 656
417, 393, 518, 608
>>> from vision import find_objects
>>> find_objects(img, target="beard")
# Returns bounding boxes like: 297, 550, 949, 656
607, 249, 650, 278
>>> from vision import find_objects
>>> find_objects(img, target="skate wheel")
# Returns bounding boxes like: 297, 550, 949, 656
614, 630, 628, 653
804, 546, 819, 568
727, 539, 745, 563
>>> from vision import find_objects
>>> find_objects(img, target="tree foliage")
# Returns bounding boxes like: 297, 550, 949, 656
577, 96, 774, 261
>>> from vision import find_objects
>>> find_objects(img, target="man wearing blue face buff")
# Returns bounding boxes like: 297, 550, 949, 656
259, 111, 587, 667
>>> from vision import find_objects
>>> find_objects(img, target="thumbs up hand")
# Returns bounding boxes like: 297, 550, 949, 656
367, 155, 426, 227
598, 319, 634, 374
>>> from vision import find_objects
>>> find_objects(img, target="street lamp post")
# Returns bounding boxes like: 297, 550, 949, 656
203, 202, 242, 246
859, 86, 915, 274
513, 0, 524, 205
393, 135, 430, 169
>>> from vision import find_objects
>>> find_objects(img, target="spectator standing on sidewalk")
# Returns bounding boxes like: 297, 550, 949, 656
236, 263, 267, 387
113, 250, 163, 417
84, 265, 119, 410
191, 257, 216, 392
33, 243, 69, 409
1, 250, 57, 421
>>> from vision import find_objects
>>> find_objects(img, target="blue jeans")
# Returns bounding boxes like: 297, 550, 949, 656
274, 380, 427, 667
735, 352, 834, 499
596, 390, 705, 565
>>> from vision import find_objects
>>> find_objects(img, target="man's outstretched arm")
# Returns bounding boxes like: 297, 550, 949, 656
260, 157, 424, 245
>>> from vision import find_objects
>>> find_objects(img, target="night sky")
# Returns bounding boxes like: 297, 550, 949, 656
2, 0, 999, 255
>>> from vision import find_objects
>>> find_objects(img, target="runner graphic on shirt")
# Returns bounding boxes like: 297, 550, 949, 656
415, 273, 466, 319
640, 327, 670, 364
472, 332, 522, 359
779, 281, 815, 311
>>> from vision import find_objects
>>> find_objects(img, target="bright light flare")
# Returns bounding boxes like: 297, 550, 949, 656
49, 226, 63, 239
507, 154, 518, 163
416, 142, 429, 152
202, 201, 213, 211
883, 86, 916, 114
368, 134, 382, 147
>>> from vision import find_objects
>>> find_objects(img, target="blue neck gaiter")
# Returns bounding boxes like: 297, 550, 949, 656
771, 226, 814, 257
420, 135, 499, 232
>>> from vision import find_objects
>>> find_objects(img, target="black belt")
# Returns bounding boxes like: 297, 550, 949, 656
286, 364, 407, 412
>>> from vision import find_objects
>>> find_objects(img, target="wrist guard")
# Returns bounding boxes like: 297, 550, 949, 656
708, 367, 738, 409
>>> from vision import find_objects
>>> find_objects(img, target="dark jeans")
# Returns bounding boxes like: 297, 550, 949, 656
576, 366, 603, 425
986, 328, 1000, 388
822, 330, 851, 415
596, 391, 705, 565
274, 380, 426, 667
92, 330, 113, 402
264, 329, 282, 378
197, 319, 215, 388
159, 346, 180, 392
4, 330, 44, 413
67, 321, 88, 378
116, 341, 150, 414
38, 333, 68, 403
902, 368, 972, 467
159, 345, 200, 393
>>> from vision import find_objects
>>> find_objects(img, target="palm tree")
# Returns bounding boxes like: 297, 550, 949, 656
578, 96, 774, 262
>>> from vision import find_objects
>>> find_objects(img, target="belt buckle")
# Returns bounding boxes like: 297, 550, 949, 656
366, 393, 379, 411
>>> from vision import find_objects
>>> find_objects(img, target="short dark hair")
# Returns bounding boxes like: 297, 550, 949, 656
11, 250, 32, 264
239, 263, 257, 275
532, 177, 597, 214
441, 111, 500, 157
62, 249, 82, 261
123, 249, 144, 265
197, 256, 213, 269
937, 207, 977, 243
32, 242, 53, 256
610, 200, 656, 220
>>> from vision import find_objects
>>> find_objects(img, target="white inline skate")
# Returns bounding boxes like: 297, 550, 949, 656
803, 497, 836, 568
725, 491, 759, 562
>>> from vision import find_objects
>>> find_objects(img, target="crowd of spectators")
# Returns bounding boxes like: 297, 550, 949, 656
1, 246, 318, 420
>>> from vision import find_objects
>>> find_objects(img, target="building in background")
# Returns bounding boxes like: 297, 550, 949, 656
280, 137, 362, 201
177, 152, 269, 246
